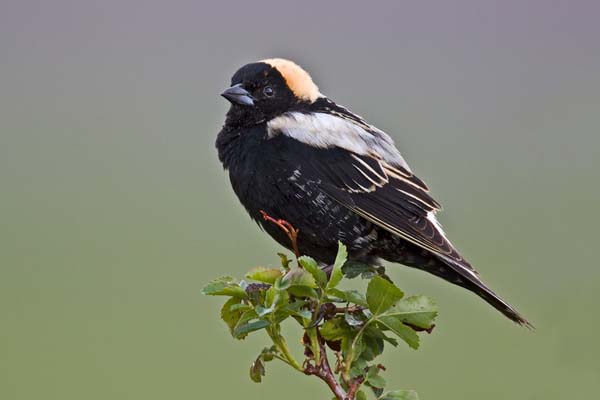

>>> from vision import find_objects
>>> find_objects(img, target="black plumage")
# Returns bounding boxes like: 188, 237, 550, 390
216, 59, 531, 327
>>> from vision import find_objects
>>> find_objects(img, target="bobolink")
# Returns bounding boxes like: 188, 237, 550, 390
216, 58, 530, 327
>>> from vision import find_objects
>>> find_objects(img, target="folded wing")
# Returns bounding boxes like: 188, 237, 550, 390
267, 109, 477, 275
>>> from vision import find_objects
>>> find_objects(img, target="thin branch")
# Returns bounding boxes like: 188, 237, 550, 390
303, 331, 348, 400
346, 375, 365, 400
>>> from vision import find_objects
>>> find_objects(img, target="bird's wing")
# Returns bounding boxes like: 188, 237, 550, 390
267, 109, 477, 273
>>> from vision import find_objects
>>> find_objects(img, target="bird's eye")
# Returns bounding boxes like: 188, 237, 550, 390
263, 86, 274, 97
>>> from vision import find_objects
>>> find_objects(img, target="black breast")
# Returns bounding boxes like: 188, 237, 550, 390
216, 124, 377, 264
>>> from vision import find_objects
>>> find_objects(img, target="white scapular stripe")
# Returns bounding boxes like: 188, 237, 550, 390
350, 154, 389, 182
267, 112, 411, 171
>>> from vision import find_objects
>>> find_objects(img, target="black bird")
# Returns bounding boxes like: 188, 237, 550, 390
216, 58, 530, 327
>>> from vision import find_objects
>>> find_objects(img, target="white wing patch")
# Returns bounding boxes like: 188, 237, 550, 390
267, 112, 411, 171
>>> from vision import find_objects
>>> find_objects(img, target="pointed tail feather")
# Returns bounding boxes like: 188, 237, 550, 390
384, 248, 533, 328
438, 257, 534, 329
465, 277, 534, 329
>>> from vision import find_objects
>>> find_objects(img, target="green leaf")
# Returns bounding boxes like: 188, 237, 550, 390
220, 297, 244, 335
265, 286, 290, 310
234, 319, 270, 338
255, 305, 275, 317
366, 365, 386, 388
382, 296, 438, 329
288, 286, 319, 299
320, 316, 351, 341
356, 390, 368, 400
327, 242, 347, 290
379, 390, 419, 400
342, 261, 376, 279
328, 288, 368, 307
229, 303, 251, 312
277, 253, 292, 270
278, 268, 317, 290
249, 346, 277, 383
364, 323, 397, 347
344, 311, 367, 327
298, 256, 327, 287
233, 309, 270, 339
361, 334, 384, 361
246, 267, 282, 284
349, 357, 368, 378
202, 276, 247, 298
287, 300, 312, 320
366, 276, 404, 315
378, 316, 419, 349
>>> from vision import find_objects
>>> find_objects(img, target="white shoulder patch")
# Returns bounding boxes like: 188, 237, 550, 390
266, 112, 411, 171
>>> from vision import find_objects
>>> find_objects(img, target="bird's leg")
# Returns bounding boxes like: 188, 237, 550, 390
259, 210, 301, 262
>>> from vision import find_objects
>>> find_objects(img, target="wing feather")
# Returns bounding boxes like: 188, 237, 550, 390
269, 108, 476, 273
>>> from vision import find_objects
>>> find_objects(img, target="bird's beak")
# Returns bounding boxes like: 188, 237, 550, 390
220, 83, 255, 106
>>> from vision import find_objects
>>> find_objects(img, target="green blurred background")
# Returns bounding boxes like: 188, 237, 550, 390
1, 1, 599, 399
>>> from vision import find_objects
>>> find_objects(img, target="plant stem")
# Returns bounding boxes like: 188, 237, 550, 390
302, 329, 363, 400
267, 326, 303, 371
344, 320, 371, 375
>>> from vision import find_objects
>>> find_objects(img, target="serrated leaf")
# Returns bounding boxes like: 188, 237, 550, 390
246, 267, 282, 284
320, 316, 351, 341
288, 286, 319, 299
250, 346, 277, 383
255, 305, 275, 317
379, 390, 419, 400
328, 288, 368, 307
220, 297, 244, 335
366, 366, 386, 388
378, 316, 419, 349
299, 256, 327, 287
265, 286, 289, 310
383, 296, 438, 329
233, 309, 270, 339
327, 242, 347, 290
366, 276, 404, 315
349, 357, 368, 378
342, 261, 375, 279
278, 268, 317, 290
234, 319, 270, 338
287, 300, 312, 320
202, 276, 247, 298
361, 334, 384, 361
229, 303, 251, 312
345, 332, 365, 366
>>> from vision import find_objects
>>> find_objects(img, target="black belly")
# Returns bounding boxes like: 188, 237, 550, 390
222, 134, 374, 263
243, 175, 378, 264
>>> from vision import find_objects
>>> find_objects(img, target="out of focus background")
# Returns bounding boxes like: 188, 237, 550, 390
1, 1, 599, 399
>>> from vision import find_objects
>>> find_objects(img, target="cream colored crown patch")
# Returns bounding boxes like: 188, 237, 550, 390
261, 58, 322, 102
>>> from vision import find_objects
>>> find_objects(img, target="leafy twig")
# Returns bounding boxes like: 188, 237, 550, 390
203, 219, 439, 400
303, 329, 347, 400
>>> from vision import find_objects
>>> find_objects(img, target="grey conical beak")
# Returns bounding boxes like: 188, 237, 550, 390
220, 83, 255, 106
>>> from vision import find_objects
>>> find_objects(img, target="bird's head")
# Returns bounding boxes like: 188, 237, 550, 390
221, 58, 322, 127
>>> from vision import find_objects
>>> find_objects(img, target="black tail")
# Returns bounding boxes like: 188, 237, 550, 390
431, 257, 533, 329
456, 269, 533, 329
385, 251, 533, 328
